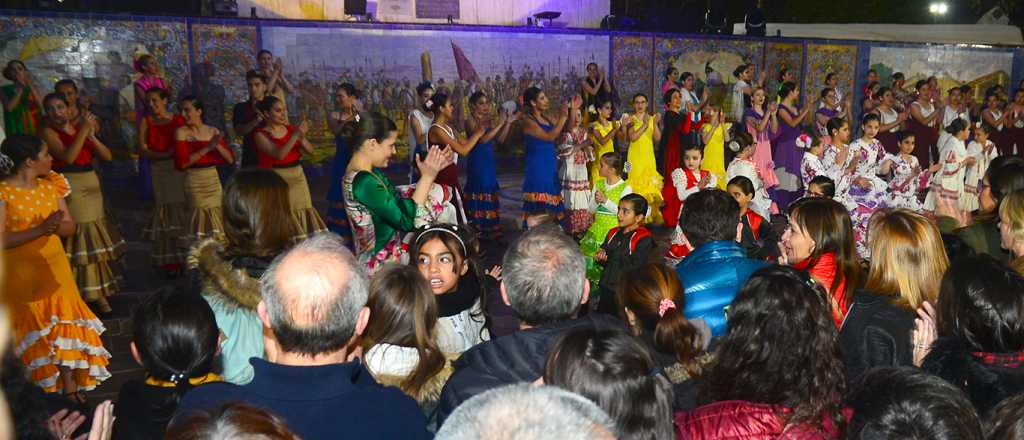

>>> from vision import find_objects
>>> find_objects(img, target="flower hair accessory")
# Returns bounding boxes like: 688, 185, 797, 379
623, 161, 633, 173
353, 113, 360, 123
728, 140, 742, 152
795, 134, 812, 149
0, 152, 13, 175
658, 298, 676, 317
425, 99, 434, 109
587, 104, 596, 114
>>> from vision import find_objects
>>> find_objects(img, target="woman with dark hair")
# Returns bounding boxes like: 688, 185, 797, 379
842, 209, 947, 383
175, 96, 235, 245
814, 88, 848, 146
138, 87, 188, 273
907, 81, 941, 166
582, 62, 611, 121
1, 134, 111, 400
113, 288, 220, 439
521, 87, 580, 222
659, 87, 689, 227
773, 81, 815, 210
661, 66, 680, 96
165, 402, 299, 440
428, 92, 485, 195
463, 91, 514, 240
617, 263, 709, 410
925, 118, 974, 212
253, 95, 326, 240
325, 82, 360, 247
40, 92, 125, 314
780, 196, 860, 328
846, 367, 983, 440
255, 49, 292, 122
919, 255, 1024, 415
133, 54, 172, 123
744, 87, 780, 198
407, 81, 435, 182
544, 327, 675, 440
1, 60, 44, 135
343, 111, 452, 272
680, 72, 709, 137
676, 266, 846, 438
982, 92, 1011, 156
944, 156, 1024, 261
358, 264, 452, 414
872, 87, 906, 154
190, 168, 297, 385
987, 394, 1024, 440
624, 93, 663, 224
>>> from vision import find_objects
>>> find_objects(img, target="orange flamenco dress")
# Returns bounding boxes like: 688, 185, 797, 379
2, 172, 111, 392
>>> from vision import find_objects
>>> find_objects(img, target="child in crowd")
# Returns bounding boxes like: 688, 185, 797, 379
883, 131, 938, 211
924, 118, 975, 213
666, 144, 716, 226
558, 107, 595, 237
822, 117, 854, 202
113, 288, 220, 439
595, 194, 654, 315
728, 176, 779, 261
726, 130, 774, 219
963, 122, 999, 212
410, 224, 496, 352
700, 104, 730, 189
799, 134, 830, 187
806, 175, 836, 199
847, 113, 892, 259
581, 152, 632, 285
358, 264, 453, 417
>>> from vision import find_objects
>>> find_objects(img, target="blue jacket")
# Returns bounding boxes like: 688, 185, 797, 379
675, 240, 767, 337
175, 358, 430, 440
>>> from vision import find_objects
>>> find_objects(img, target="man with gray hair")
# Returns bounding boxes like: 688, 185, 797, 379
174, 233, 429, 440
436, 384, 617, 440
436, 224, 621, 423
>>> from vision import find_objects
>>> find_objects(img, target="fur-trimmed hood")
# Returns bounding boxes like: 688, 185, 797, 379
188, 239, 264, 311
373, 361, 455, 408
922, 337, 1024, 416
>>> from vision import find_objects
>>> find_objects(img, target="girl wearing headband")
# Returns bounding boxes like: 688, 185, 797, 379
409, 224, 507, 352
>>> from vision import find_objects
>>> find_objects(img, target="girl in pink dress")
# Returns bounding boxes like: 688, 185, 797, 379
744, 88, 779, 190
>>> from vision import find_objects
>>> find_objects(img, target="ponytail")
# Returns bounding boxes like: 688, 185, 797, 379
618, 264, 704, 376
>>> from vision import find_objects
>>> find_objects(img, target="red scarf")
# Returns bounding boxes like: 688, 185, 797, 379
793, 252, 848, 328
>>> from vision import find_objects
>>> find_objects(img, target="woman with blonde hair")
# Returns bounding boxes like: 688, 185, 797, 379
998, 189, 1024, 274
840, 208, 948, 384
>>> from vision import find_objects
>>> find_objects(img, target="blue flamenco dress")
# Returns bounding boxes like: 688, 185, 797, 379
465, 138, 502, 239
325, 135, 354, 248
522, 120, 565, 220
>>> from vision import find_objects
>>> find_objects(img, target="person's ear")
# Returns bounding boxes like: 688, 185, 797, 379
580, 279, 590, 305
257, 301, 271, 329
130, 341, 143, 367
500, 281, 511, 306
459, 259, 469, 277
353, 306, 370, 337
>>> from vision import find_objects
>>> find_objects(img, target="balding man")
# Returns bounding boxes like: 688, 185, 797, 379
435, 224, 621, 424
173, 233, 429, 440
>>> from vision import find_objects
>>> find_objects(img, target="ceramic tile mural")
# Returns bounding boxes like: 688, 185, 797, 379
765, 42, 804, 98
191, 23, 260, 135
656, 37, 763, 119
869, 46, 1012, 103
0, 15, 190, 152
260, 25, 609, 162
804, 44, 857, 108
611, 36, 654, 112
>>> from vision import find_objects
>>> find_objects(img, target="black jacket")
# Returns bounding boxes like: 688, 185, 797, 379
436, 313, 623, 424
839, 290, 915, 386
922, 337, 1024, 416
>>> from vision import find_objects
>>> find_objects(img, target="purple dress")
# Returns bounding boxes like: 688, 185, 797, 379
770, 105, 805, 210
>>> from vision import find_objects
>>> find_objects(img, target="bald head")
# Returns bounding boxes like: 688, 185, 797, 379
260, 233, 369, 356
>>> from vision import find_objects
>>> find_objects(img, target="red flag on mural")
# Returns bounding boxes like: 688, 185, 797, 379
451, 41, 481, 84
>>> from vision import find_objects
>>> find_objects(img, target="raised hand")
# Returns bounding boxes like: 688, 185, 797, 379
486, 265, 502, 281
416, 145, 452, 179
83, 400, 114, 440
46, 408, 86, 440
912, 301, 938, 367
571, 94, 584, 110
298, 120, 311, 136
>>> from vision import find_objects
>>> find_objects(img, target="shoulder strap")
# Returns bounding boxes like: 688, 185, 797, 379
606, 227, 620, 243
629, 228, 652, 254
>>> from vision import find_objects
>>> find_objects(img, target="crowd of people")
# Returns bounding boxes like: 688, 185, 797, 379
5, 46, 1024, 440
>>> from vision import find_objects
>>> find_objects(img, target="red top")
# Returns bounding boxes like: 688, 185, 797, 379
793, 252, 849, 328
144, 114, 186, 154
255, 125, 301, 168
175, 137, 232, 170
50, 124, 96, 169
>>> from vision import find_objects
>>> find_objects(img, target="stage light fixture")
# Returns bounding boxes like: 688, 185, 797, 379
929, 2, 948, 15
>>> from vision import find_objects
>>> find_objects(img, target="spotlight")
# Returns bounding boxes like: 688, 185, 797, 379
929, 2, 948, 15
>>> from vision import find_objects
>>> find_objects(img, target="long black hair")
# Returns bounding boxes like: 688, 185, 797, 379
700, 266, 847, 432
132, 287, 220, 424
0, 134, 45, 177
937, 255, 1024, 352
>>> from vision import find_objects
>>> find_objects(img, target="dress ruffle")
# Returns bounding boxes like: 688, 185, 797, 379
292, 208, 328, 241
13, 300, 111, 393
63, 218, 126, 299
144, 202, 189, 267
465, 191, 502, 237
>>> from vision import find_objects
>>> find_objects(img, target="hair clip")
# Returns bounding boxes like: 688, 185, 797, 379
795, 134, 812, 149
0, 152, 13, 175
353, 113, 360, 123
623, 161, 632, 173
728, 140, 742, 152
587, 104, 596, 114
168, 373, 185, 385
658, 298, 677, 317
425, 99, 434, 108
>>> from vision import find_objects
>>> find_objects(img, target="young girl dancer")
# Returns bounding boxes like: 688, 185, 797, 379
963, 122, 999, 212
847, 114, 893, 259
581, 152, 631, 285
726, 130, 774, 219
700, 104, 730, 189
800, 135, 830, 187
623, 93, 663, 224
882, 131, 938, 211
464, 92, 513, 240
744, 88, 779, 192
668, 144, 716, 225
407, 82, 435, 182
428, 93, 485, 195
558, 107, 595, 236
924, 118, 974, 212
588, 96, 620, 184
822, 117, 854, 209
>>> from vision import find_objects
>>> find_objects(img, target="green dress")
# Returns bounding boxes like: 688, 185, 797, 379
343, 169, 419, 273
580, 178, 632, 284
0, 84, 41, 136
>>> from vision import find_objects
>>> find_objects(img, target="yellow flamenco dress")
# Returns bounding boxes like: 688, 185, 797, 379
2, 172, 111, 393
589, 120, 617, 185
625, 115, 664, 224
